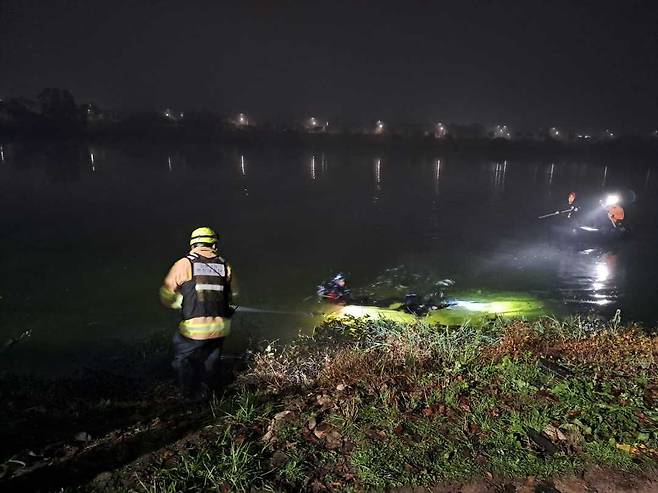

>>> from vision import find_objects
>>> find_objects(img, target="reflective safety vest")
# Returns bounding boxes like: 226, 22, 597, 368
179, 253, 231, 339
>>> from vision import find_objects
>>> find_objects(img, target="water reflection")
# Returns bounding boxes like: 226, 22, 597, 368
308, 154, 327, 181
373, 158, 382, 203
239, 154, 248, 196
590, 252, 620, 306
548, 162, 555, 187
2, 140, 657, 366
557, 247, 622, 310
434, 159, 442, 196
491, 160, 507, 196
602, 165, 608, 187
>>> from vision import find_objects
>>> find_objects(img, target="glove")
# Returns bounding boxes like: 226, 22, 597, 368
159, 287, 182, 310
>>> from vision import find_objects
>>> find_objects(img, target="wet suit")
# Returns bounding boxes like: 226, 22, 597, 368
566, 202, 579, 220
377, 292, 456, 315
317, 281, 351, 304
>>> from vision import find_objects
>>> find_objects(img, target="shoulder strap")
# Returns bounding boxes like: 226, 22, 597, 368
185, 254, 198, 273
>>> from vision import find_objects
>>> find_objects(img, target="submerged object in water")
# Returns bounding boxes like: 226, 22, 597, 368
325, 290, 545, 325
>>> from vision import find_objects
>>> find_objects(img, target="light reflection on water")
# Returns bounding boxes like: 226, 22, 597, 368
373, 157, 381, 203
557, 248, 622, 308
0, 140, 657, 372
434, 159, 441, 196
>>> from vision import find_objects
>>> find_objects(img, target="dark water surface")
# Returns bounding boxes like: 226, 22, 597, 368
1, 140, 657, 373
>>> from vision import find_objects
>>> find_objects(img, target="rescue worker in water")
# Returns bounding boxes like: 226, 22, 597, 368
566, 192, 579, 219
317, 273, 350, 304
607, 203, 625, 229
160, 227, 234, 400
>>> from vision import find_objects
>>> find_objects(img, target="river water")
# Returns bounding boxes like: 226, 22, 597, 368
1, 140, 657, 373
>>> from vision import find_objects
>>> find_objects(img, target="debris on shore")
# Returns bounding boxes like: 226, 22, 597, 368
2, 315, 657, 491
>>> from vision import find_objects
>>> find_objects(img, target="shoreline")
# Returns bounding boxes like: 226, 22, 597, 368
1, 314, 657, 491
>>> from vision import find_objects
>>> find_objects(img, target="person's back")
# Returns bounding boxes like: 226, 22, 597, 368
160, 227, 234, 400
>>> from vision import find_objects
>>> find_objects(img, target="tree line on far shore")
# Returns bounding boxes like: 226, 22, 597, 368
1, 88, 657, 146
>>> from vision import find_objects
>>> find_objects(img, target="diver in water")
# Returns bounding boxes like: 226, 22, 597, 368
317, 273, 351, 304
317, 274, 455, 314
396, 291, 456, 315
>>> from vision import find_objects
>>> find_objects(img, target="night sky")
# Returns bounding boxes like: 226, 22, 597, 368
1, 0, 656, 131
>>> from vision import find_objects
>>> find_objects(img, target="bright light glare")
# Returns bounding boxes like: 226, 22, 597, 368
340, 306, 369, 317
604, 194, 620, 206
489, 302, 508, 313
454, 300, 516, 314
595, 262, 610, 282
454, 300, 488, 311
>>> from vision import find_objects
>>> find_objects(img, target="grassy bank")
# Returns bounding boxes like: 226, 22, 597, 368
90, 314, 658, 492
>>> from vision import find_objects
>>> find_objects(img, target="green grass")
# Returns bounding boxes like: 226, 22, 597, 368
136, 429, 269, 493
123, 316, 658, 492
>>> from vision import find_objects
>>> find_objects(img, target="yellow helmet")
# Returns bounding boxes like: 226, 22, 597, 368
190, 227, 218, 246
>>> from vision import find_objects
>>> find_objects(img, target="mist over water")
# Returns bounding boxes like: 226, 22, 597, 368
1, 140, 657, 373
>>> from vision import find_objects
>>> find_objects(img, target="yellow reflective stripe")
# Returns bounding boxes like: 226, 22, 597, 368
179, 319, 231, 338
179, 327, 230, 338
